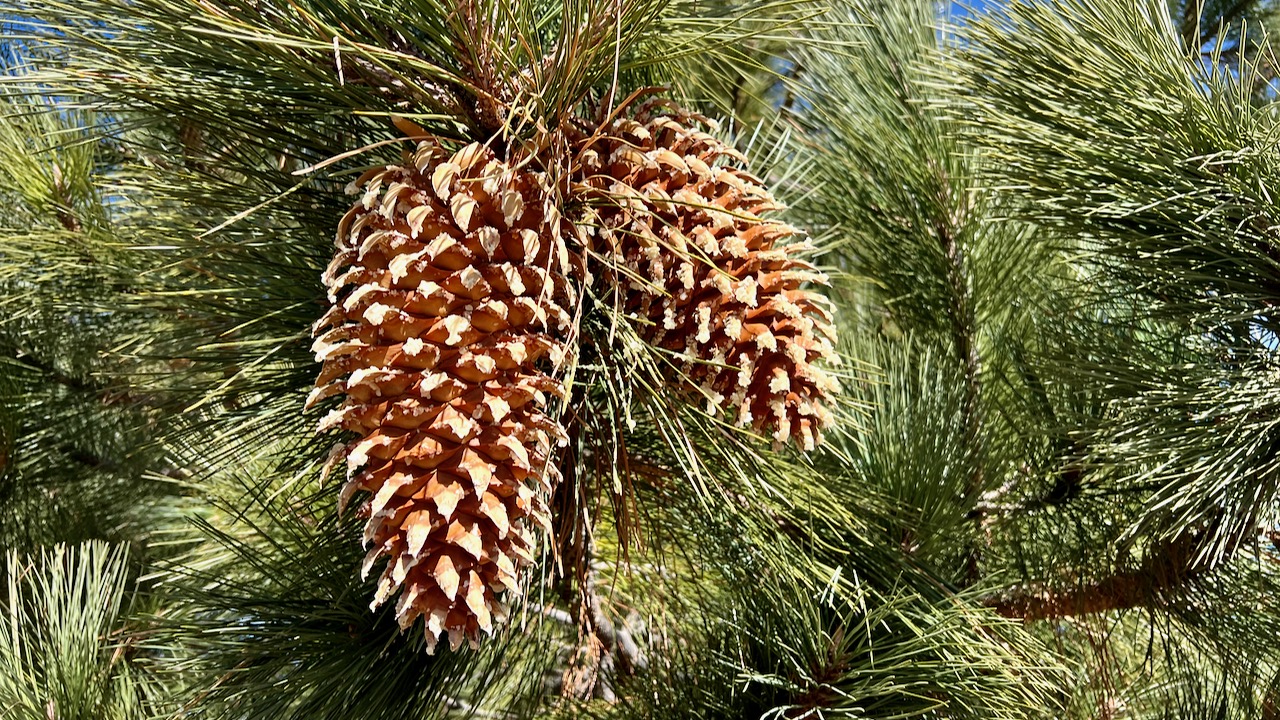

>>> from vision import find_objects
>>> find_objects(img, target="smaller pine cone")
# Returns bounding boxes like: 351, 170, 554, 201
576, 104, 837, 450
309, 141, 575, 652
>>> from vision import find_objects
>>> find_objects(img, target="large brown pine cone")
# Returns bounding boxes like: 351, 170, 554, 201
309, 140, 576, 652
574, 103, 838, 450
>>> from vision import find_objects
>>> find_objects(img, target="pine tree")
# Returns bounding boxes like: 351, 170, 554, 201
5, 0, 1280, 718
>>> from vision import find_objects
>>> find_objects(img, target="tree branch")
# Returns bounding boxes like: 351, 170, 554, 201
930, 163, 986, 584
558, 534, 646, 702
983, 525, 1238, 621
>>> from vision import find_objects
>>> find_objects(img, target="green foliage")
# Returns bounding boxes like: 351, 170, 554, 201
0, 542, 169, 720
562, 500, 1062, 720
955, 0, 1280, 575
5, 0, 1280, 717
151, 462, 560, 720
0, 75, 184, 550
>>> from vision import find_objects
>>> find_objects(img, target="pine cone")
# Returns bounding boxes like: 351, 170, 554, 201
575, 103, 837, 450
309, 141, 575, 652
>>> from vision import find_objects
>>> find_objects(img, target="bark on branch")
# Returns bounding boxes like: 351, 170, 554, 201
983, 527, 1237, 621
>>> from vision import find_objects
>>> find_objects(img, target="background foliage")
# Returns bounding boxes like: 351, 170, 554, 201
4, 0, 1280, 717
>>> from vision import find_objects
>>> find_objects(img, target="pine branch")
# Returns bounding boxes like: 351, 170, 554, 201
559, 538, 637, 703
930, 166, 988, 584
983, 520, 1241, 621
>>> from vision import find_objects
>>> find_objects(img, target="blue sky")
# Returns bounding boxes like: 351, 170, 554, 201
949, 0, 1000, 22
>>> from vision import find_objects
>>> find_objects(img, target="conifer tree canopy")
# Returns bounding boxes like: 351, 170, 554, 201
3, 0, 1280, 717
